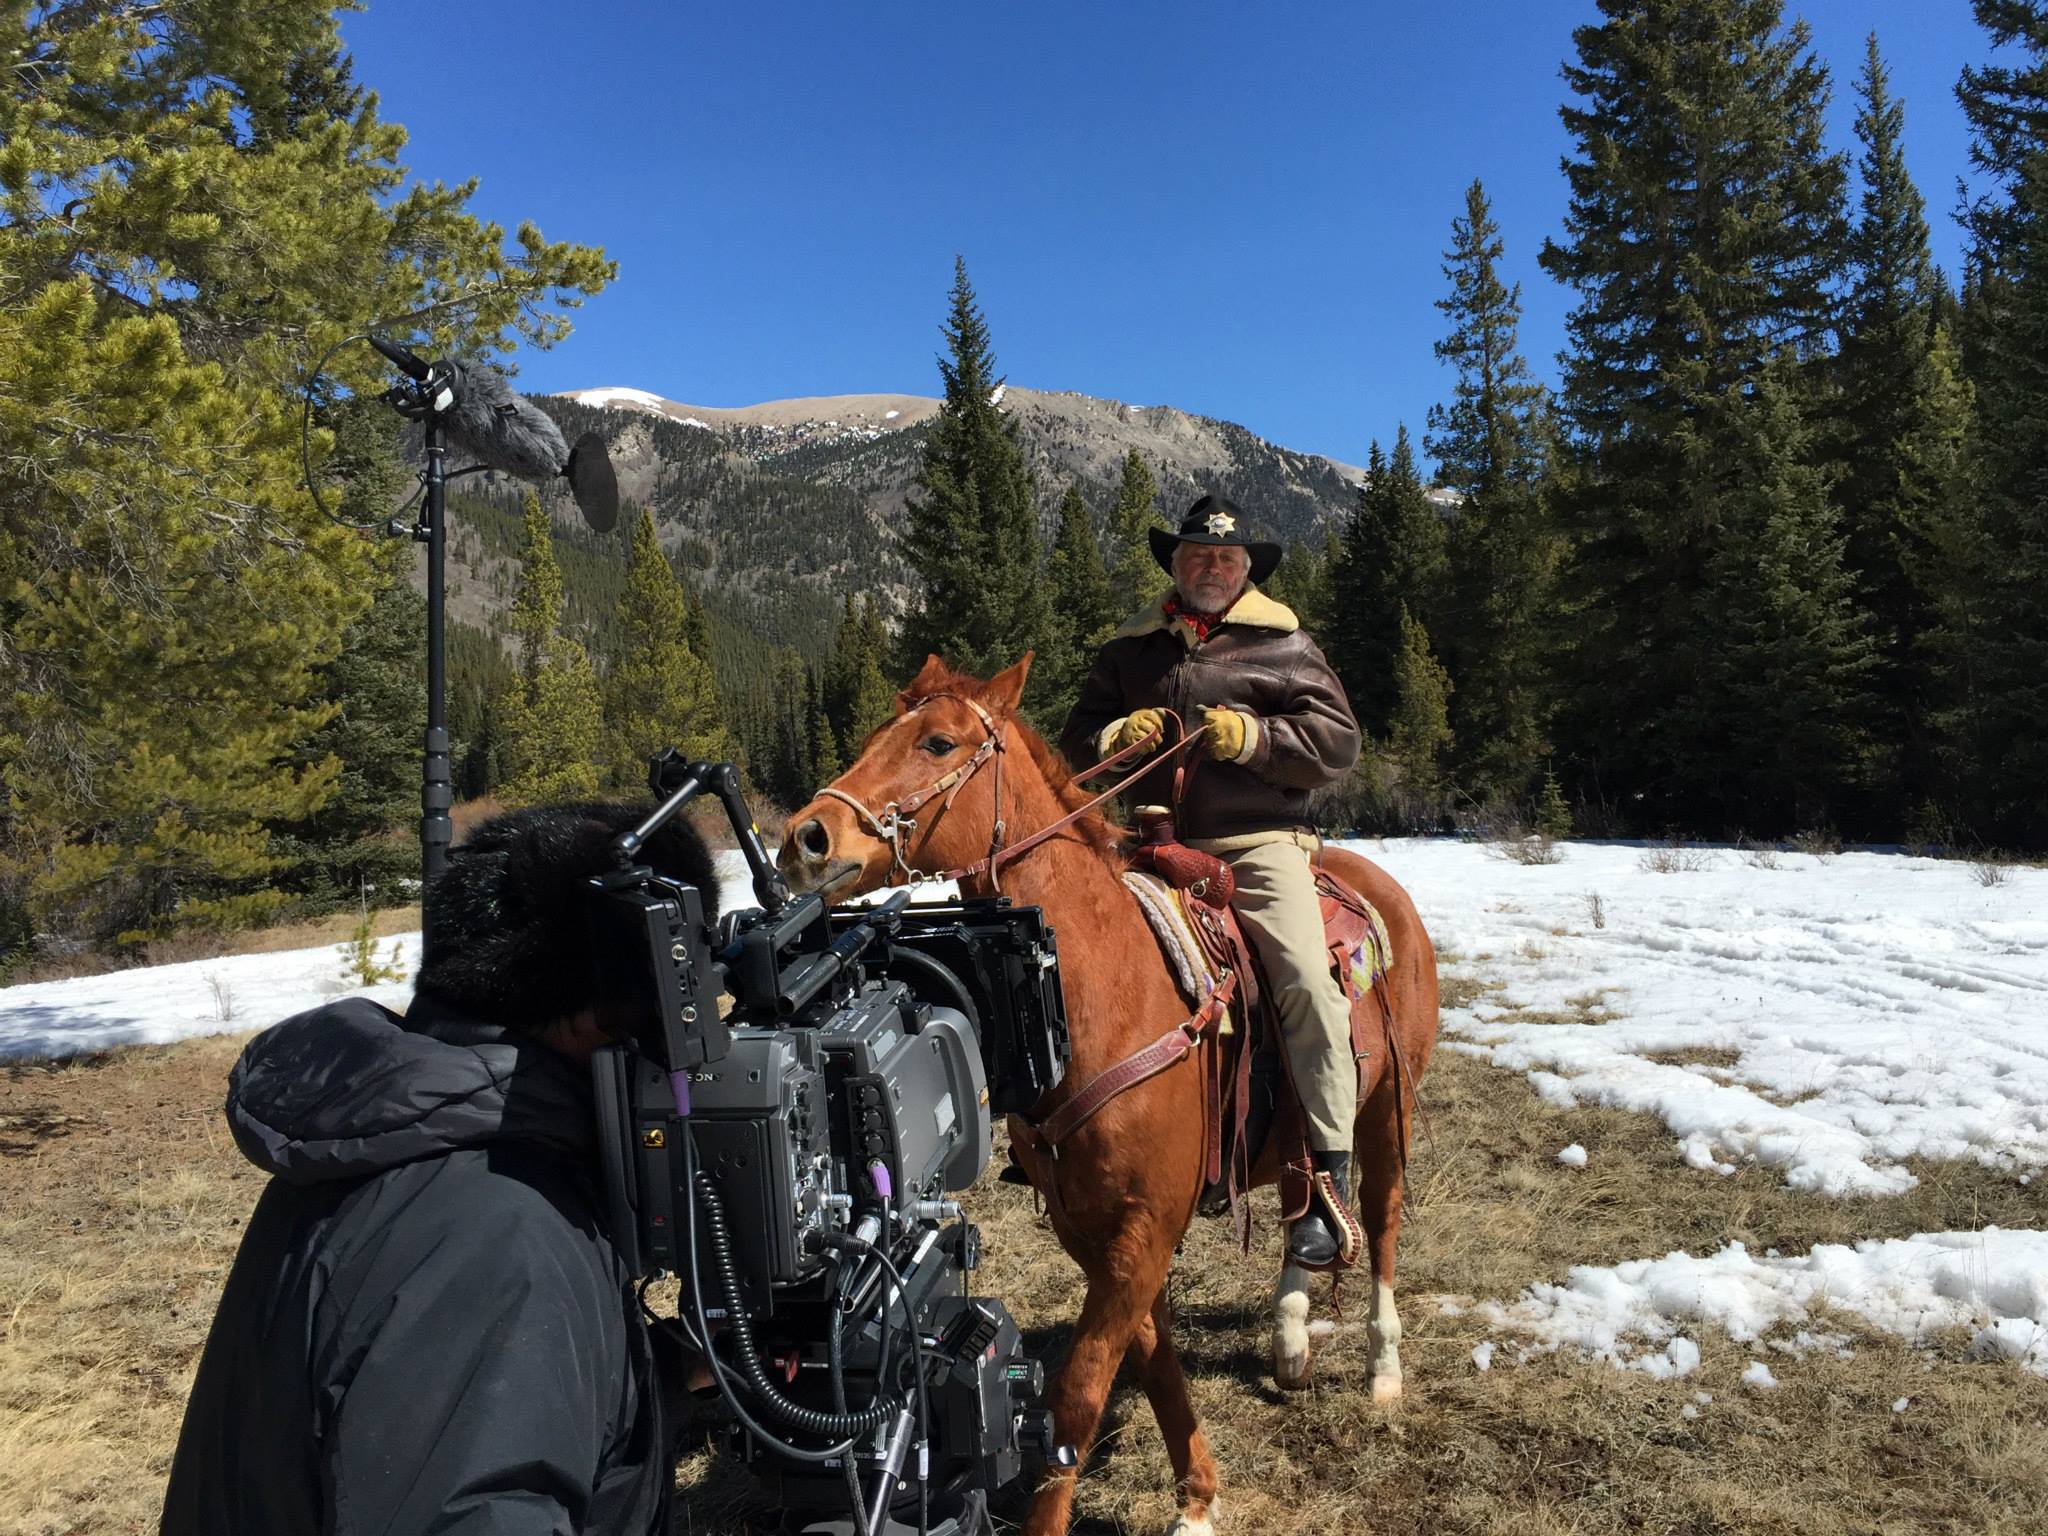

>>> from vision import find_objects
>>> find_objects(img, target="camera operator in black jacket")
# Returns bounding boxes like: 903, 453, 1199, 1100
161, 800, 718, 1536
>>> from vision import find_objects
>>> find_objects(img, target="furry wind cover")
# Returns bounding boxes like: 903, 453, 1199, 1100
413, 801, 719, 1036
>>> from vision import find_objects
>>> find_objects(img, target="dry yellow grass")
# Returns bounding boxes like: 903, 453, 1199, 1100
5, 968, 2045, 1535
2, 1034, 257, 1536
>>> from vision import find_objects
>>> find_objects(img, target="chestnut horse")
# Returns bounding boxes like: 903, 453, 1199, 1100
778, 655, 1438, 1536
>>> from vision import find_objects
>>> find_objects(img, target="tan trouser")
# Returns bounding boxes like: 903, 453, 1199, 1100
1189, 830, 1356, 1152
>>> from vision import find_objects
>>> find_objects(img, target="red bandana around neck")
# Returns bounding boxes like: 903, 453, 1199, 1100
1163, 593, 1228, 643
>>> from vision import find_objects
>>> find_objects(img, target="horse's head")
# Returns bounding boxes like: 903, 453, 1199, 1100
779, 653, 1033, 900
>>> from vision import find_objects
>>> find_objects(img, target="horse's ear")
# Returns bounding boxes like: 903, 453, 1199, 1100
979, 651, 1033, 716
896, 653, 950, 714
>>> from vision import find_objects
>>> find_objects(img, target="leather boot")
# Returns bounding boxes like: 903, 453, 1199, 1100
1285, 1150, 1356, 1269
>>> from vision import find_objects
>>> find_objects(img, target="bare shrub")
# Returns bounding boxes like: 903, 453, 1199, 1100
1638, 841, 1716, 874
1488, 833, 1564, 866
1470, 805, 1565, 866
1789, 826, 1842, 860
204, 972, 236, 1023
1583, 891, 1606, 929
1971, 855, 2013, 888
1736, 836, 1783, 870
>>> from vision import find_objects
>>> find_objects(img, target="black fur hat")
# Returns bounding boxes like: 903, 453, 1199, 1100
1148, 494, 1283, 585
413, 800, 720, 1037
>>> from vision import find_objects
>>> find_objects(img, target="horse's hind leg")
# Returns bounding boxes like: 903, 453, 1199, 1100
1127, 1284, 1221, 1534
1355, 1068, 1409, 1405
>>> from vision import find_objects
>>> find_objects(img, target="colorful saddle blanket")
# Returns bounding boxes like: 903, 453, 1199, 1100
1122, 862, 1394, 1022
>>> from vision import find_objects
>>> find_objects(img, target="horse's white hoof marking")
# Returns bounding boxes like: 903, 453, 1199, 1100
1272, 1264, 1313, 1391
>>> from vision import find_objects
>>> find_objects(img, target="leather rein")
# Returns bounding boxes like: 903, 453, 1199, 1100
815, 697, 1207, 896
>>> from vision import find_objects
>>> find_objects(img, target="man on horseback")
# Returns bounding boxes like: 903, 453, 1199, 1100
1061, 493, 1364, 1270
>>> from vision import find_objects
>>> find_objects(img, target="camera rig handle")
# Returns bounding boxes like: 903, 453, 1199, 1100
643, 750, 791, 913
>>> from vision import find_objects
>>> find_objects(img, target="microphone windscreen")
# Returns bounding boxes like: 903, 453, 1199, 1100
567, 432, 619, 532
442, 362, 571, 481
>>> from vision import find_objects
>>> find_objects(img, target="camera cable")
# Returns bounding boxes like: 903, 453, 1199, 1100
838, 1235, 932, 1536
827, 1262, 870, 1516
810, 1210, 935, 1534
680, 1125, 870, 1463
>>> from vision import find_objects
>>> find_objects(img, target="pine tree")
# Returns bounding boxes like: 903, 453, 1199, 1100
1951, 0, 2048, 842
824, 594, 895, 758
1424, 179, 1560, 804
681, 579, 714, 664
1833, 34, 1975, 826
1387, 606, 1454, 796
764, 648, 816, 807
447, 622, 515, 799
1262, 528, 1342, 638
1104, 449, 1169, 614
501, 493, 606, 804
1037, 483, 1118, 721
1535, 767, 1574, 839
1328, 429, 1447, 741
603, 507, 729, 786
898, 259, 1050, 686
806, 672, 841, 788
1537, 0, 1859, 832
1692, 364, 1877, 828
271, 399, 420, 908
0, 2, 611, 943
275, 555, 424, 909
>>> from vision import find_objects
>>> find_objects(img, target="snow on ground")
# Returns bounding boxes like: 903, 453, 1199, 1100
1338, 837, 2047, 1383
1341, 839, 2048, 1199
0, 935, 424, 1061
6, 841, 2039, 1171
1448, 1227, 2048, 1378
7, 835, 2044, 1382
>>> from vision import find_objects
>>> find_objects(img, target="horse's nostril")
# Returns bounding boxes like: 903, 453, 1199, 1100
796, 818, 830, 861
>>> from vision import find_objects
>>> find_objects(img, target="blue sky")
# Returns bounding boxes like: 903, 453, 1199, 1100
340, 2, 1995, 469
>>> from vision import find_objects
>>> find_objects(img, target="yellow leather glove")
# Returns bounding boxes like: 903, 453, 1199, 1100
1107, 707, 1168, 755
1202, 706, 1254, 762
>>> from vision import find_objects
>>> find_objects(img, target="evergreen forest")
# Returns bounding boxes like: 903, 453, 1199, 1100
5, 0, 2047, 973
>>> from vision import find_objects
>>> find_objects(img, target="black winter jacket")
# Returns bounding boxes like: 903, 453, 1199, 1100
160, 996, 668, 1536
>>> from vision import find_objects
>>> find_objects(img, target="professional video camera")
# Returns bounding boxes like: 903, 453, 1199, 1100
589, 751, 1076, 1536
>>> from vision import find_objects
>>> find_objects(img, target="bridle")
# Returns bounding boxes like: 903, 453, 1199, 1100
815, 695, 1207, 894
816, 693, 1009, 889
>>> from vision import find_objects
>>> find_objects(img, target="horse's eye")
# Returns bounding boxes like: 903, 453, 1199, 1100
922, 735, 957, 756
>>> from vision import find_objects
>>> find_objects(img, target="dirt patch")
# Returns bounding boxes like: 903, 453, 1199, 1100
0, 1033, 256, 1535
1439, 972, 1503, 1011
1639, 1045, 1744, 1070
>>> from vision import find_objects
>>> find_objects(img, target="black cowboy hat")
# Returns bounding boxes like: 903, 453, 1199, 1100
1149, 494, 1284, 585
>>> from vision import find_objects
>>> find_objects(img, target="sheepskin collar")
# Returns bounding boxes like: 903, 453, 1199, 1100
1112, 584, 1300, 643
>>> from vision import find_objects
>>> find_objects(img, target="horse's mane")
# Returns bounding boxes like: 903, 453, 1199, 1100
897, 664, 1128, 864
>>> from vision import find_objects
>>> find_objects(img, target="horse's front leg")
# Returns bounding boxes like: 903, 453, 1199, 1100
1272, 1259, 1315, 1390
1025, 1217, 1180, 1536
1126, 1282, 1221, 1534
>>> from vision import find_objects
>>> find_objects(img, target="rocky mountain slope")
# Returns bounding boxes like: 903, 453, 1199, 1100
436, 384, 1374, 675
557, 383, 1366, 545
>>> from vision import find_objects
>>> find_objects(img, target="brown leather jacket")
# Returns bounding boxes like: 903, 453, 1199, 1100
1058, 587, 1361, 840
